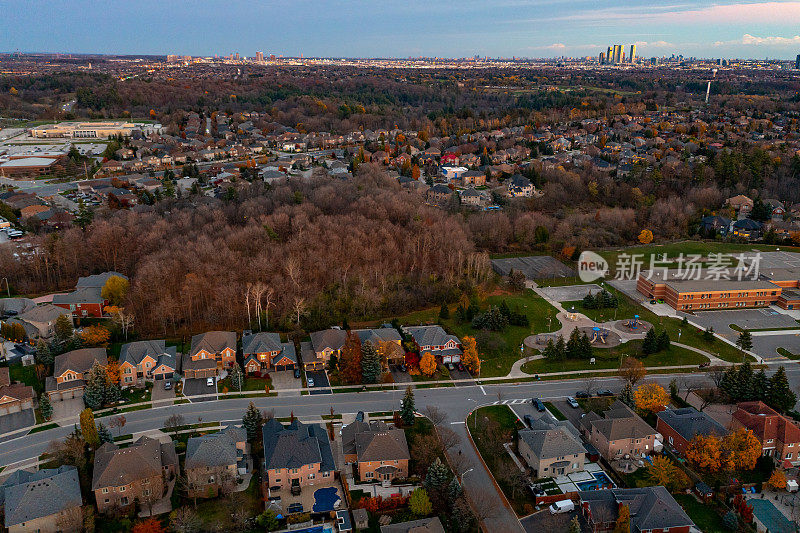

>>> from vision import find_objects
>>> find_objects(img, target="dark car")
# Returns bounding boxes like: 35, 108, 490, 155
597, 389, 614, 397
532, 398, 546, 412
523, 414, 535, 428
457, 362, 466, 372
294, 368, 301, 379
399, 363, 407, 372
575, 391, 591, 399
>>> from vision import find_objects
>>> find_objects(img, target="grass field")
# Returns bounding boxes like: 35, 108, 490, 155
673, 494, 729, 533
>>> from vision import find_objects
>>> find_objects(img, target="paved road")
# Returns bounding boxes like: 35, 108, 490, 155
0, 370, 731, 532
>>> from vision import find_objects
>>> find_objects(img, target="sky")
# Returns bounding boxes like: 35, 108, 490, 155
2, 0, 800, 60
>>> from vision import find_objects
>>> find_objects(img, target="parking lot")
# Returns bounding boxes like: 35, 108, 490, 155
491, 255, 575, 279
182, 378, 217, 401
692, 308, 799, 336
305, 370, 331, 395
538, 284, 603, 303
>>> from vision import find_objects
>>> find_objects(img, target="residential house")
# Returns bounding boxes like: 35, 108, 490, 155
580, 400, 662, 460
6, 303, 71, 339
726, 194, 754, 216
45, 347, 107, 401
262, 418, 336, 494
184, 331, 236, 378
92, 436, 178, 514
656, 407, 727, 455
460, 169, 486, 186
52, 271, 128, 318
459, 188, 488, 207
699, 215, 731, 237
308, 328, 403, 369
518, 418, 586, 478
185, 425, 249, 498
404, 325, 461, 363
0, 367, 34, 416
341, 418, 410, 482
119, 340, 178, 387
579, 487, 695, 533
507, 174, 534, 198
425, 184, 454, 206
732, 218, 762, 240
1, 466, 82, 533
380, 517, 445, 533
241, 332, 297, 374
731, 401, 800, 467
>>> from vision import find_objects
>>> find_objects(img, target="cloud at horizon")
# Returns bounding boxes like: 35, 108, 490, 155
1, 0, 800, 59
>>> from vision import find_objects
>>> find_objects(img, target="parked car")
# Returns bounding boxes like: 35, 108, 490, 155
294, 368, 301, 379
575, 391, 591, 399
164, 380, 172, 390
446, 362, 455, 370
597, 389, 614, 397
567, 396, 579, 408
456, 362, 466, 372
549, 500, 575, 515
532, 398, 545, 412
523, 414, 535, 428
399, 363, 407, 372
307, 377, 315, 387
206, 377, 214, 387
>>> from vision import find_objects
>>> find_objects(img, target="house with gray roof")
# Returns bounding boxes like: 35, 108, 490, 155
119, 340, 178, 387
519, 418, 586, 478
2, 465, 82, 533
656, 407, 727, 455
380, 517, 445, 533
580, 400, 662, 461
186, 331, 236, 377
341, 419, 410, 482
262, 418, 335, 494
404, 325, 461, 363
52, 271, 128, 319
308, 328, 403, 369
45, 347, 107, 401
579, 486, 696, 533
242, 332, 297, 373
185, 425, 249, 497
6, 303, 71, 340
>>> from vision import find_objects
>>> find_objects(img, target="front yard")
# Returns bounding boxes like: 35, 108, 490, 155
217, 375, 272, 393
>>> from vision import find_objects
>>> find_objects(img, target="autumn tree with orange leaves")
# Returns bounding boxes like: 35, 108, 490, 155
80, 325, 111, 346
105, 359, 121, 385
461, 336, 480, 375
339, 331, 363, 384
722, 428, 761, 471
685, 434, 723, 472
132, 517, 166, 533
419, 352, 437, 377
633, 383, 669, 414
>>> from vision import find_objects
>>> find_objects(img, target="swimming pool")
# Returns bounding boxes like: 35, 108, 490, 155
576, 471, 615, 491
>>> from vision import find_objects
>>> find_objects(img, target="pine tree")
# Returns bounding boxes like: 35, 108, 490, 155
104, 382, 121, 404
566, 328, 582, 359
242, 401, 263, 441
229, 363, 244, 391
498, 300, 511, 318
657, 330, 671, 352
54, 315, 74, 345
737, 331, 753, 353
447, 476, 463, 504
83, 361, 108, 410
455, 304, 467, 322
409, 488, 432, 516
579, 332, 594, 359
582, 293, 596, 310
98, 422, 113, 444
542, 339, 558, 360
36, 339, 53, 367
342, 317, 350, 331
80, 408, 99, 447
438, 303, 450, 321
736, 361, 754, 401
720, 366, 738, 398
752, 369, 769, 402
424, 457, 451, 491
620, 382, 634, 407
642, 328, 657, 355
39, 393, 53, 421
703, 327, 715, 342
361, 341, 382, 384
768, 366, 797, 413
555, 335, 567, 360
400, 386, 416, 426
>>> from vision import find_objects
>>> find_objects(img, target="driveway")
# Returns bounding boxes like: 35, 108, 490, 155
271, 370, 301, 397
183, 378, 217, 401
0, 409, 35, 438
305, 370, 331, 395
151, 381, 175, 403
549, 398, 584, 428
52, 398, 84, 425
448, 366, 475, 386
521, 509, 582, 533
389, 365, 412, 384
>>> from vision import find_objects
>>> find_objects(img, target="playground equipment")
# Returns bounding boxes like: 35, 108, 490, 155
566, 306, 580, 321
624, 315, 641, 330
590, 327, 609, 344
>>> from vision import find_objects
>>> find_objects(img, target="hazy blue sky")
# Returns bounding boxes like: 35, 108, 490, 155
3, 0, 800, 59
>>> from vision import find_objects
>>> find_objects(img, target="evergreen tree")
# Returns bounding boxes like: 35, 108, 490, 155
566, 328, 582, 359
361, 341, 382, 384
542, 339, 558, 361
642, 328, 658, 355
36, 339, 53, 367
229, 363, 244, 391
455, 305, 467, 322
409, 488, 432, 516
737, 331, 753, 353
242, 401, 263, 441
54, 315, 74, 345
752, 369, 769, 402
400, 386, 416, 426
736, 361, 755, 401
703, 327, 715, 342
438, 303, 450, 321
582, 293, 596, 309
498, 300, 511, 318
104, 382, 121, 405
466, 302, 480, 322
83, 361, 107, 410
39, 393, 53, 421
97, 422, 113, 444
555, 335, 567, 360
80, 408, 99, 447
720, 366, 738, 398
424, 457, 451, 492
342, 317, 350, 330
75, 200, 94, 230
579, 332, 594, 359
447, 476, 463, 504
657, 330, 671, 352
620, 382, 634, 407
768, 366, 797, 413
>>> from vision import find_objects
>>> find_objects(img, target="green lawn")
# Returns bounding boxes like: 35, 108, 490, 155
218, 376, 272, 393
467, 405, 531, 516
192, 474, 262, 530
673, 494, 728, 533
521, 342, 706, 374
120, 385, 150, 404
777, 347, 799, 359
543, 402, 566, 421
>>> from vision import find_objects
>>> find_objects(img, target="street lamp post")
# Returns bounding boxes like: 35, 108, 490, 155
460, 467, 474, 484
467, 398, 479, 430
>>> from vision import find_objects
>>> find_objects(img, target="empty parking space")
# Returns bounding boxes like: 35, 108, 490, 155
389, 365, 412, 384
538, 284, 604, 302
692, 308, 799, 337
271, 370, 301, 397
183, 378, 217, 401
491, 255, 575, 280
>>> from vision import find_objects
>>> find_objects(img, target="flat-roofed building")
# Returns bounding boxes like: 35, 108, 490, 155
29, 121, 160, 139
0, 156, 64, 178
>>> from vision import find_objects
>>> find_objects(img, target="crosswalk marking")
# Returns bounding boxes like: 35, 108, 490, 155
491, 399, 528, 405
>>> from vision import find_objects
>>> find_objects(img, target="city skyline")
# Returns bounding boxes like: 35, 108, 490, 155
2, 0, 800, 60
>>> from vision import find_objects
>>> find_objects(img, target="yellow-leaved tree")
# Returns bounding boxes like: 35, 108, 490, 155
633, 383, 669, 414
638, 229, 654, 244
461, 336, 480, 375
722, 428, 761, 472
685, 434, 723, 472
80, 325, 111, 346
647, 455, 690, 492
419, 352, 437, 377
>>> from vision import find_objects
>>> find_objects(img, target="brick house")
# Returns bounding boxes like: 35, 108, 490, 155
308, 328, 403, 369
45, 347, 107, 401
731, 401, 800, 467
1, 466, 83, 533
262, 418, 335, 494
0, 367, 34, 416
518, 418, 586, 478
52, 271, 128, 318
92, 436, 178, 514
342, 419, 410, 483
580, 401, 661, 460
241, 332, 297, 374
6, 304, 72, 340
656, 407, 727, 455
119, 340, 178, 387
185, 426, 249, 498
184, 331, 236, 378
404, 325, 461, 363
579, 487, 695, 533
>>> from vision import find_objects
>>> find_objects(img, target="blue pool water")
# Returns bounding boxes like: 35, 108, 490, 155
312, 487, 341, 513
576, 471, 614, 491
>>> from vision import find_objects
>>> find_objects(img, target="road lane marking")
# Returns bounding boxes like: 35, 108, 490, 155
450, 421, 465, 425
480, 385, 487, 395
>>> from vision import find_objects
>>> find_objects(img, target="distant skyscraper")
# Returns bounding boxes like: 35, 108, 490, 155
629, 44, 636, 63
796, 54, 800, 69
607, 46, 613, 62
614, 45, 622, 63
599, 52, 605, 64
256, 51, 264, 62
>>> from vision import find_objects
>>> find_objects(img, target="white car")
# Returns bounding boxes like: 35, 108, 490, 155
307, 377, 315, 387
206, 377, 214, 387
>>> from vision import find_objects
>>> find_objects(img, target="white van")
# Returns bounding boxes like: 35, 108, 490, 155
549, 499, 575, 515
